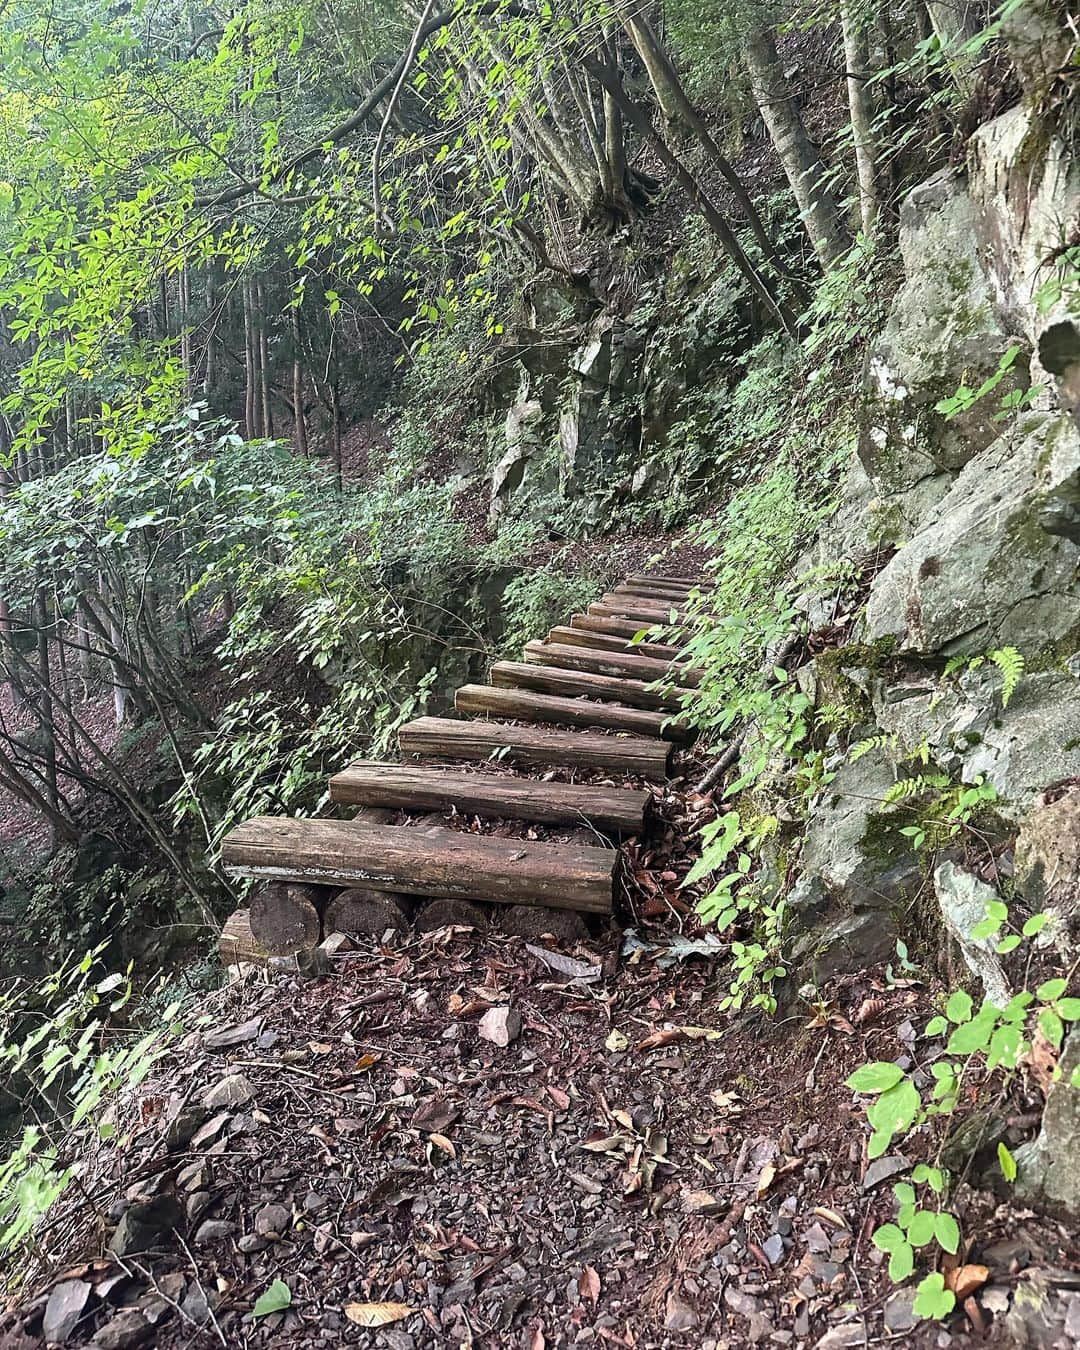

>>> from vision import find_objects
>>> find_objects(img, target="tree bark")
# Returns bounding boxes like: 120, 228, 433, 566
745, 26, 851, 268
841, 0, 880, 238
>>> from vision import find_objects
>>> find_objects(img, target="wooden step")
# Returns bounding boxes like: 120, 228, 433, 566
613, 582, 703, 603
628, 573, 713, 590
524, 639, 702, 689
599, 592, 710, 618
547, 626, 684, 662
491, 660, 687, 713
589, 600, 695, 625
329, 761, 650, 834
570, 613, 683, 641
398, 716, 671, 779
454, 683, 693, 742
222, 817, 615, 913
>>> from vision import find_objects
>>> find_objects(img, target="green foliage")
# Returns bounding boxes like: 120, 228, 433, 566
499, 564, 604, 659
848, 895, 1080, 1317
0, 949, 183, 1273
253, 1279, 293, 1317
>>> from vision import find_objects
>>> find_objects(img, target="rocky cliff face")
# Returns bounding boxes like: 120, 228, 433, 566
793, 99, 1080, 1213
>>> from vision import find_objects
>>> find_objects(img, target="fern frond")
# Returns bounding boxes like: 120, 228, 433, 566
850, 733, 896, 762
989, 647, 1024, 708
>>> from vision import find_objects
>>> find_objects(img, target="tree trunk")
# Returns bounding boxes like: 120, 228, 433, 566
291, 290, 309, 457
842, 0, 880, 238
256, 278, 273, 437
242, 276, 257, 438
925, 0, 980, 91
745, 26, 851, 268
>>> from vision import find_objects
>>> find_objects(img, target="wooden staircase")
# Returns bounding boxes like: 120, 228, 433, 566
219, 571, 708, 959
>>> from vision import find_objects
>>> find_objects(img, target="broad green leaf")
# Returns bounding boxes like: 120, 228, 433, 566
997, 1141, 1017, 1183
907, 1208, 935, 1247
888, 1240, 914, 1282
934, 1211, 960, 1254
945, 990, 972, 1024
872, 1223, 906, 1253
1036, 978, 1067, 1003
846, 1061, 904, 1094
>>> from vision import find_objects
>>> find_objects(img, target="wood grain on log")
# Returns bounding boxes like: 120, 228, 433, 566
627, 574, 713, 590
523, 639, 702, 689
546, 626, 684, 662
454, 683, 692, 742
222, 817, 615, 913
330, 761, 650, 833
398, 716, 671, 779
588, 600, 700, 625
249, 881, 323, 955
324, 887, 412, 936
490, 660, 687, 714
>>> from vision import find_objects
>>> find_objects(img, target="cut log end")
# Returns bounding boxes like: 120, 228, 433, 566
324, 887, 413, 937
249, 881, 323, 955
499, 905, 590, 944
415, 898, 491, 933
218, 908, 272, 968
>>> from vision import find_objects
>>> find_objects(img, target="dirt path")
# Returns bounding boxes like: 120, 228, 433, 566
5, 926, 1074, 1349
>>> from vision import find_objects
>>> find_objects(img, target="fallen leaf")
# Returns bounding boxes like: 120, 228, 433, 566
635, 1028, 683, 1052
344, 1301, 415, 1328
755, 1162, 777, 1197
410, 1097, 460, 1133
605, 1029, 629, 1052
579, 1265, 601, 1305
525, 944, 601, 982
252, 1279, 292, 1318
581, 1133, 632, 1153
946, 1264, 989, 1300
708, 1089, 743, 1113
308, 1041, 332, 1055
428, 1133, 456, 1158
1025, 1028, 1058, 1095
547, 1086, 570, 1111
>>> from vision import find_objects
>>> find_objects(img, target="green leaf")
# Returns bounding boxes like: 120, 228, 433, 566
945, 990, 973, 1024
925, 1016, 948, 1037
1057, 998, 1080, 1021
912, 1164, 944, 1193
872, 1223, 906, 1254
1039, 1008, 1064, 1049
934, 1211, 960, 1255
946, 1009, 997, 1056
996, 935, 1021, 954
1037, 978, 1067, 1003
1022, 914, 1049, 937
868, 1079, 922, 1136
970, 918, 999, 941
913, 1271, 956, 1321
253, 1280, 292, 1318
888, 1240, 915, 1282
997, 1141, 1017, 1183
846, 1061, 904, 1094
893, 1182, 916, 1207
907, 1208, 936, 1248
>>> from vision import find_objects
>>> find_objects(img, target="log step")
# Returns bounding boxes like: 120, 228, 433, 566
454, 683, 693, 742
547, 626, 683, 662
398, 716, 671, 779
589, 600, 695, 625
524, 639, 701, 689
569, 613, 683, 641
628, 574, 713, 590
221, 817, 616, 914
329, 761, 650, 834
491, 660, 687, 713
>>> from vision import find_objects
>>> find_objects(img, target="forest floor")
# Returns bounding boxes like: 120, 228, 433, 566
4, 924, 1076, 1350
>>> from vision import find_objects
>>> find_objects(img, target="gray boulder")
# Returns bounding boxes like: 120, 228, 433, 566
863, 412, 1080, 656
1014, 786, 1080, 938
933, 862, 1011, 1008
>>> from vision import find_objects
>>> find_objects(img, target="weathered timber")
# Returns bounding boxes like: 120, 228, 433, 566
547, 625, 684, 662
499, 904, 589, 943
398, 716, 671, 779
599, 592, 710, 618
415, 898, 490, 932
569, 613, 684, 641
324, 887, 412, 936
523, 639, 702, 689
628, 574, 713, 590
454, 683, 692, 742
490, 660, 687, 715
330, 761, 649, 833
249, 881, 323, 955
613, 582, 704, 603
219, 908, 274, 967
589, 600, 699, 625
221, 816, 615, 913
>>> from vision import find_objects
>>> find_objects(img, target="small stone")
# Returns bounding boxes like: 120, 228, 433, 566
109, 1197, 182, 1258
763, 1234, 785, 1266
320, 932, 354, 957
177, 1160, 211, 1192
981, 1287, 1010, 1315
180, 1286, 213, 1327
189, 1111, 231, 1150
303, 1191, 326, 1213
91, 1311, 153, 1350
164, 1107, 208, 1151
43, 1279, 91, 1344
254, 1202, 291, 1238
202, 1074, 255, 1110
238, 1234, 269, 1254
682, 1189, 724, 1215
194, 1219, 235, 1246
185, 1191, 212, 1225
861, 1154, 910, 1191
884, 1291, 917, 1334
814, 1327, 866, 1349
663, 1294, 698, 1332
478, 1006, 521, 1047
204, 1017, 264, 1050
